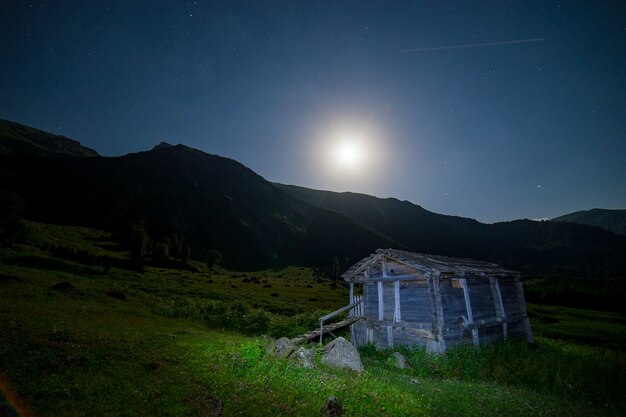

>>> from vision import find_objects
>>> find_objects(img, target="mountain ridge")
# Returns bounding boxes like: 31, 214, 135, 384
553, 208, 626, 236
0, 139, 400, 268
0, 119, 99, 158
276, 183, 626, 276
1, 118, 625, 275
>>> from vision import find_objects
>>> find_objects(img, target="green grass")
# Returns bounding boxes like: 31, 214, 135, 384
1, 221, 625, 416
529, 303, 626, 350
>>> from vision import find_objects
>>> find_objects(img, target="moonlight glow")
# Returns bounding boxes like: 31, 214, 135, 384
308, 117, 389, 191
333, 139, 365, 169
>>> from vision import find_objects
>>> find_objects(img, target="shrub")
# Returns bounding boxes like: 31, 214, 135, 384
155, 297, 270, 336
268, 309, 327, 338
153, 242, 169, 264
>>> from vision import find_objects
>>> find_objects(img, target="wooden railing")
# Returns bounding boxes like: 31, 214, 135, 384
319, 296, 364, 344
349, 295, 363, 317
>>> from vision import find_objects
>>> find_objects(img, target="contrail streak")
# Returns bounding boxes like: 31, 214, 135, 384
400, 38, 544, 53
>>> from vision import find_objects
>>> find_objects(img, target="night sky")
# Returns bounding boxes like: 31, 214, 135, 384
2, 1, 625, 222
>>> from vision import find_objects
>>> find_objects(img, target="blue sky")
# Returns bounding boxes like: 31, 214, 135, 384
2, 0, 625, 222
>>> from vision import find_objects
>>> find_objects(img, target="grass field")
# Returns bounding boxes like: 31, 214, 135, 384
1, 221, 625, 416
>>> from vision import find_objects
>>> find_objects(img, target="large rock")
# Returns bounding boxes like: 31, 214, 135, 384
387, 351, 410, 369
267, 337, 295, 358
290, 347, 316, 369
320, 337, 364, 372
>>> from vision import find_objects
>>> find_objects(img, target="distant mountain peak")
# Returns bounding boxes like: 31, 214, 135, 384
152, 141, 175, 150
552, 208, 626, 236
0, 118, 99, 158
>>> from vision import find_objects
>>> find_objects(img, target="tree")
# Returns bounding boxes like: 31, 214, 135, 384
330, 256, 340, 289
0, 191, 26, 247
171, 233, 182, 259
153, 242, 169, 265
206, 249, 222, 277
181, 243, 191, 263
129, 221, 149, 260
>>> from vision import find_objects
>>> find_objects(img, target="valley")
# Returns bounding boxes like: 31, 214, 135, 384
1, 220, 625, 416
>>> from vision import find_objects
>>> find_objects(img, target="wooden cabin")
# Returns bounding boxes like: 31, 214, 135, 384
343, 249, 533, 353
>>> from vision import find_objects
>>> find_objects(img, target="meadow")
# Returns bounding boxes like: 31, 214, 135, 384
0, 221, 625, 416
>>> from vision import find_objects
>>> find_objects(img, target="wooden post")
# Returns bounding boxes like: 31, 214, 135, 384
319, 318, 323, 344
349, 283, 354, 317
431, 272, 446, 353
378, 281, 384, 321
515, 276, 534, 343
382, 256, 388, 278
461, 277, 479, 346
387, 325, 394, 347
394, 280, 401, 322
379, 256, 387, 322
490, 277, 507, 339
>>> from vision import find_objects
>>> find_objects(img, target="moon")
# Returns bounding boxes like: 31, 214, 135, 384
310, 118, 387, 187
333, 138, 365, 170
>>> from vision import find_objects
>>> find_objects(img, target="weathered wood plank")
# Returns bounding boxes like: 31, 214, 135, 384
490, 277, 507, 338
291, 316, 362, 345
515, 277, 534, 343
320, 299, 364, 322
378, 281, 384, 321
394, 280, 401, 322
432, 272, 447, 352
461, 277, 480, 346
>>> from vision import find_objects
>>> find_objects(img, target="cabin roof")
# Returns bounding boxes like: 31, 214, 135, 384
342, 248, 517, 282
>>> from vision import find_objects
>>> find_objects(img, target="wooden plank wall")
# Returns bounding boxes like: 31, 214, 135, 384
499, 278, 523, 317
439, 277, 467, 326
351, 319, 438, 351
505, 319, 529, 340
465, 277, 497, 321
399, 281, 432, 322
364, 283, 378, 317
355, 270, 531, 351
382, 283, 395, 321
478, 325, 504, 345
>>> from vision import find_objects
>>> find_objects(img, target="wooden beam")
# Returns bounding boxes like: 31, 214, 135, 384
394, 280, 401, 322
490, 277, 507, 339
431, 272, 447, 353
387, 326, 394, 347
292, 316, 361, 345
404, 327, 437, 339
377, 281, 384, 321
346, 273, 428, 284
515, 277, 534, 343
320, 299, 364, 322
461, 278, 480, 346
349, 283, 354, 317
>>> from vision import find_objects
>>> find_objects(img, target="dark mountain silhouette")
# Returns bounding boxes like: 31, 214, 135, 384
0, 143, 398, 268
276, 184, 626, 276
275, 184, 491, 259
1, 119, 624, 275
553, 208, 626, 236
0, 119, 98, 158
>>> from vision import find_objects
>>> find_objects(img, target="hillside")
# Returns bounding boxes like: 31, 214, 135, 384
0, 220, 624, 416
0, 143, 397, 268
275, 184, 492, 259
553, 208, 626, 236
1, 119, 625, 275
0, 119, 99, 158
277, 184, 626, 276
